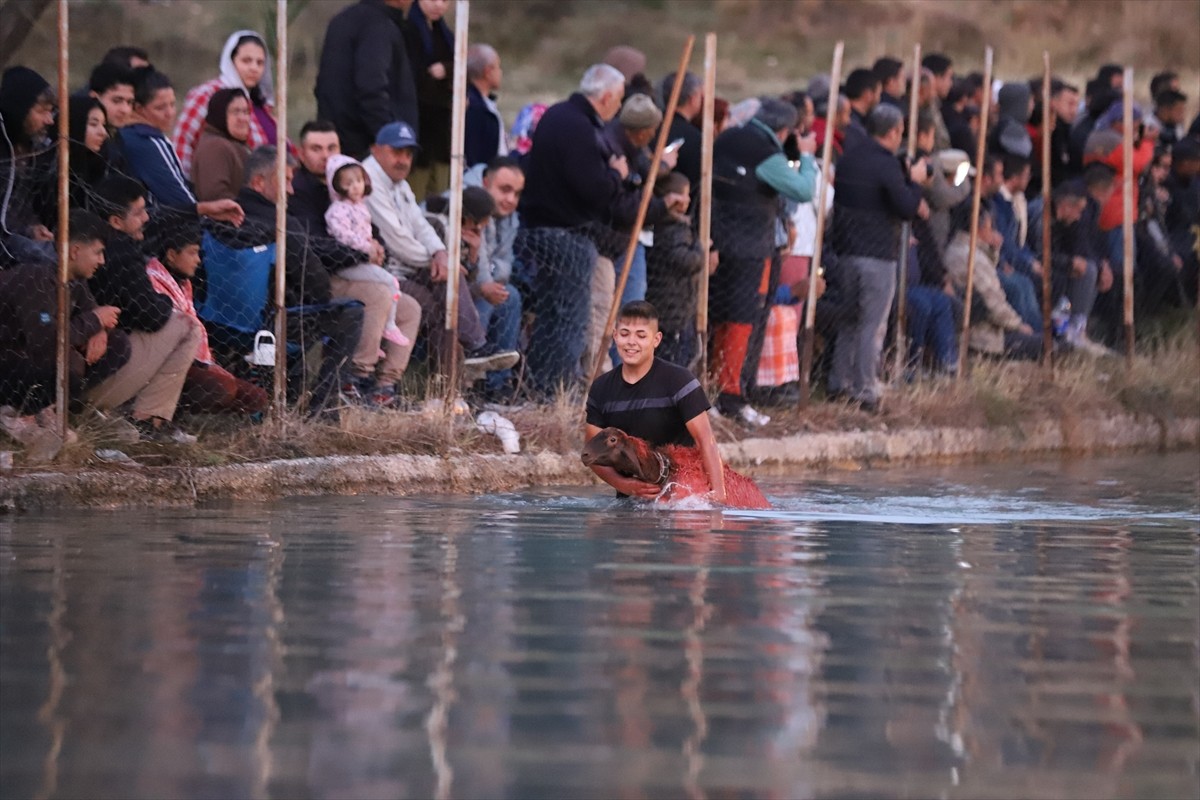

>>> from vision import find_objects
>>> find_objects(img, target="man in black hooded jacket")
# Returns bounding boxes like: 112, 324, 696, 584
315, 0, 420, 159
0, 66, 57, 268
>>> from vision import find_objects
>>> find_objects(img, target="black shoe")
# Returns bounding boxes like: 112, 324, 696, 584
464, 344, 520, 374
132, 417, 197, 445
752, 382, 802, 407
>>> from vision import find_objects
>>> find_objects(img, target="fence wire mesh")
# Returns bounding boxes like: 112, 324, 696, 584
2, 44, 1199, 461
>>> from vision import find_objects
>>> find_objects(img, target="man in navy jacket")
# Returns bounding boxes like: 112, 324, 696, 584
516, 63, 628, 397
829, 104, 929, 412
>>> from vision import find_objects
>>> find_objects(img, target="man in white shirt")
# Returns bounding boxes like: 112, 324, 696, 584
363, 121, 517, 376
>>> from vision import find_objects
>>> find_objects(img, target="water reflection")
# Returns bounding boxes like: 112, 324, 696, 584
0, 453, 1197, 799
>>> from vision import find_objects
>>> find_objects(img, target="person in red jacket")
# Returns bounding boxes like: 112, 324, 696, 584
1082, 101, 1156, 272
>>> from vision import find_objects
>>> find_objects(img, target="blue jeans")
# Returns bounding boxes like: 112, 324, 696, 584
998, 269, 1042, 332
516, 227, 596, 397
474, 283, 522, 393
905, 286, 957, 372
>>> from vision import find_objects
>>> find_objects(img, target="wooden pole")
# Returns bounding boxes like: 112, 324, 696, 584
1121, 67, 1135, 364
696, 32, 716, 381
956, 46, 993, 381
892, 42, 921, 383
272, 0, 288, 419
588, 35, 696, 388
1040, 51, 1053, 368
53, 0, 69, 439
799, 41, 844, 407
444, 0, 470, 398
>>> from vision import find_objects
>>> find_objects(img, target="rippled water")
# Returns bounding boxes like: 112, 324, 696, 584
1, 453, 1197, 800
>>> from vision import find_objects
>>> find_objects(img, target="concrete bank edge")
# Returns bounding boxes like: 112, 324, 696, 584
1, 413, 1196, 512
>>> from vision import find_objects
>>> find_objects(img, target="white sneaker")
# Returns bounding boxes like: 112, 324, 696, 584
1065, 329, 1116, 358
737, 404, 771, 427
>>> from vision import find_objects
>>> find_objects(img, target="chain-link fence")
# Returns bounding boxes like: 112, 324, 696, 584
3, 30, 1199, 460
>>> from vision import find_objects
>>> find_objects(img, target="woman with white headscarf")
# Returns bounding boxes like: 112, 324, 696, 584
172, 30, 287, 176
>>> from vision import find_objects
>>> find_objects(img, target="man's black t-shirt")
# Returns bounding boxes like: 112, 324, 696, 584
586, 358, 711, 447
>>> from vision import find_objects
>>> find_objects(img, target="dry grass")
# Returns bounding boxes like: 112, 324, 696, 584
7, 324, 1193, 470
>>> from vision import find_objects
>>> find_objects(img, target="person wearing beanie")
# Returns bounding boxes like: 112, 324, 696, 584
989, 81, 1034, 159
0, 66, 57, 268
191, 88, 253, 202
1082, 99, 1156, 277
599, 93, 684, 328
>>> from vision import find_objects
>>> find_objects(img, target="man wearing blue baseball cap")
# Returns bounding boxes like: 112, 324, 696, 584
363, 121, 518, 377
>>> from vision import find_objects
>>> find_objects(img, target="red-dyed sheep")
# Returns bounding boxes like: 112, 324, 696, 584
581, 427, 771, 510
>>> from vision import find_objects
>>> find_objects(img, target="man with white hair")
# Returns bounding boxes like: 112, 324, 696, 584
464, 43, 507, 167
516, 63, 631, 398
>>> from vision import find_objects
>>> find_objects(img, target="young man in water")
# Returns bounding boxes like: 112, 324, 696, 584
585, 301, 727, 503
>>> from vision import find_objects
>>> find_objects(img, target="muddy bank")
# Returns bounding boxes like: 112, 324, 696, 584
1, 413, 1196, 512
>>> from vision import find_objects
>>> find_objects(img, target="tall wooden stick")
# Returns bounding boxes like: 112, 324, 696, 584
892, 42, 921, 383
956, 46, 993, 380
1121, 67, 1135, 365
53, 0, 69, 439
799, 41, 844, 407
444, 0, 470, 398
1040, 51, 1053, 368
272, 0, 289, 418
588, 35, 696, 388
696, 32, 717, 381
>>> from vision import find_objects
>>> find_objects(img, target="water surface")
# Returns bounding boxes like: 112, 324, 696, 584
2, 453, 1197, 799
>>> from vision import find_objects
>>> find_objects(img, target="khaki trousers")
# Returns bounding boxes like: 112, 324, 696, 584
583, 255, 615, 377
86, 313, 201, 421
330, 276, 422, 385
406, 161, 451, 203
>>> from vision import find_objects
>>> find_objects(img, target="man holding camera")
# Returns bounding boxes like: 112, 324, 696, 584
829, 104, 930, 413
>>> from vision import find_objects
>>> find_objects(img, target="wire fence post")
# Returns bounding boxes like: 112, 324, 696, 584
799, 40, 844, 407
53, 0, 69, 439
272, 0, 289, 420
696, 32, 716, 387
444, 0, 470, 403
1040, 50, 1053, 368
956, 46, 993, 381
587, 34, 696, 389
1121, 66, 1135, 365
892, 42, 921, 384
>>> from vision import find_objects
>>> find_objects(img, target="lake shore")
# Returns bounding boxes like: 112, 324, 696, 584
2, 411, 1195, 513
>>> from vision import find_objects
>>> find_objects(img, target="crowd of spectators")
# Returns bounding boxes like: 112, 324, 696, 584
1, 0, 1198, 449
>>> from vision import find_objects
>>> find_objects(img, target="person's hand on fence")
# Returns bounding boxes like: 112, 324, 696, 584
609, 154, 629, 181
707, 248, 719, 274
1031, 258, 1043, 278
30, 224, 54, 242
1071, 256, 1088, 278
1018, 322, 1035, 336
462, 227, 482, 264
430, 249, 449, 283
480, 281, 510, 306
909, 158, 929, 185
1098, 261, 1114, 292
797, 131, 817, 156
429, 63, 447, 80
94, 305, 121, 329
84, 330, 108, 365
198, 199, 245, 226
916, 197, 931, 220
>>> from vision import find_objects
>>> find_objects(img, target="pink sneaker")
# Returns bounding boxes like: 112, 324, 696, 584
383, 325, 411, 347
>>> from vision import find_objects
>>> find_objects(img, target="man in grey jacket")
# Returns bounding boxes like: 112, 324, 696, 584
465, 155, 525, 400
